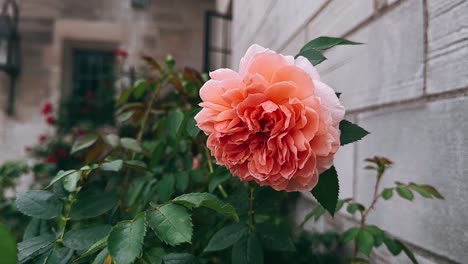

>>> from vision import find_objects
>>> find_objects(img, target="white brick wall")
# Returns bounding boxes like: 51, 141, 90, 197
230, 0, 468, 262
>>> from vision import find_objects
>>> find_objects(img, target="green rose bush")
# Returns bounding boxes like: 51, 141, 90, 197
0, 37, 443, 264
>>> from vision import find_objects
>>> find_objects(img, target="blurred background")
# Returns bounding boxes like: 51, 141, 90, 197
0, 0, 466, 263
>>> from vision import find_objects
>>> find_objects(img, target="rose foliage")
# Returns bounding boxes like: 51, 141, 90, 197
0, 37, 443, 264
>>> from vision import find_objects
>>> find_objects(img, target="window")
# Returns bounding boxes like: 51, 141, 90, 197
203, 11, 232, 72
61, 49, 115, 128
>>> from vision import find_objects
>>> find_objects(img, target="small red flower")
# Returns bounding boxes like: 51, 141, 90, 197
25, 146, 32, 152
147, 76, 155, 83
114, 48, 128, 58
77, 128, 87, 136
41, 103, 53, 115
85, 90, 94, 99
56, 148, 67, 158
39, 134, 47, 143
47, 156, 58, 164
46, 116, 56, 125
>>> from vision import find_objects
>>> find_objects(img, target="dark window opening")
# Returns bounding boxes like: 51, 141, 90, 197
61, 49, 115, 129
203, 11, 232, 73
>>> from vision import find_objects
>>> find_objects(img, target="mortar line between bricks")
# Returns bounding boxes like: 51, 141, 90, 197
422, 0, 429, 95
277, 0, 332, 52
241, 0, 278, 50
345, 86, 468, 115
352, 115, 359, 204
341, 0, 408, 39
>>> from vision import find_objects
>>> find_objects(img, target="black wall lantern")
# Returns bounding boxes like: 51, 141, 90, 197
0, 0, 20, 115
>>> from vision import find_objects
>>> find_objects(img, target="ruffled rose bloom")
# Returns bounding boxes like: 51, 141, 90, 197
195, 44, 345, 192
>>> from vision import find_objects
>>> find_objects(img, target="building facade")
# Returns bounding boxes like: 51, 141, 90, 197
225, 0, 468, 263
0, 0, 214, 164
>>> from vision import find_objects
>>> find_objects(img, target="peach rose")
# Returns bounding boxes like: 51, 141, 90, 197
195, 44, 344, 192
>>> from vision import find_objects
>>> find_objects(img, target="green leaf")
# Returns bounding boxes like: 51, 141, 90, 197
147, 203, 193, 246
339, 120, 369, 145
117, 88, 133, 106
231, 233, 263, 264
175, 172, 189, 193
71, 134, 98, 154
295, 48, 326, 65
46, 170, 76, 188
0, 223, 17, 264
382, 188, 393, 200
172, 192, 239, 221
16, 190, 62, 219
342, 227, 360, 243
208, 172, 231, 193
23, 219, 49, 240
17, 234, 55, 264
400, 241, 419, 264
204, 223, 247, 252
356, 230, 374, 256
77, 236, 107, 261
150, 143, 165, 168
100, 160, 124, 172
103, 134, 120, 148
70, 190, 119, 220
335, 199, 348, 212
300, 36, 361, 52
364, 225, 385, 247
63, 170, 82, 192
124, 160, 148, 170
167, 110, 185, 139
108, 214, 146, 264
92, 248, 109, 264
185, 113, 200, 139
133, 80, 148, 99
117, 111, 134, 123
302, 206, 326, 226
420, 185, 444, 199
142, 247, 165, 264
383, 237, 403, 256
124, 178, 147, 208
120, 137, 143, 152
311, 166, 339, 216
80, 164, 99, 171
408, 183, 432, 198
63, 225, 111, 251
155, 174, 175, 203
38, 247, 73, 264
256, 223, 296, 252
162, 253, 196, 264
346, 203, 365, 214
396, 186, 414, 201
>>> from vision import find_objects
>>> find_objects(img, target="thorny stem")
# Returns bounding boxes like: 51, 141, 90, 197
353, 170, 385, 259
204, 146, 228, 199
247, 183, 256, 233
56, 170, 92, 245
122, 83, 161, 190
137, 84, 160, 142
56, 193, 76, 244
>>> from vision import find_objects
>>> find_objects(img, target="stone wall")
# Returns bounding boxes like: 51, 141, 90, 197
231, 0, 467, 263
0, 0, 214, 165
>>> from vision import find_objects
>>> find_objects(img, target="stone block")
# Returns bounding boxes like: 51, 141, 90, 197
279, 29, 306, 56
307, 0, 374, 39
355, 97, 468, 263
319, 0, 424, 111
254, 0, 328, 51
426, 0, 468, 93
